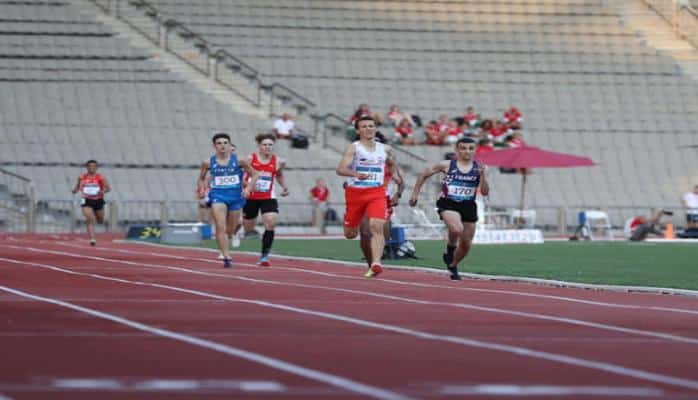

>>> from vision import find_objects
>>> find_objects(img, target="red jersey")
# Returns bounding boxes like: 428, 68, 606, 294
78, 173, 106, 200
310, 186, 329, 202
246, 153, 278, 200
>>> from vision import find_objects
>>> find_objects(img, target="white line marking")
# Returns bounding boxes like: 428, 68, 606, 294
53, 378, 122, 390
0, 287, 410, 400
0, 395, 13, 400
4, 248, 698, 346
3, 258, 698, 391
51, 241, 698, 316
440, 384, 663, 397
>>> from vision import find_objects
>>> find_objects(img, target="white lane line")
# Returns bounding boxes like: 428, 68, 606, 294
3, 258, 698, 392
0, 293, 410, 400
0, 395, 13, 400
49, 378, 286, 392
440, 384, 663, 397
4, 248, 698, 346
53, 378, 122, 390
50, 241, 698, 316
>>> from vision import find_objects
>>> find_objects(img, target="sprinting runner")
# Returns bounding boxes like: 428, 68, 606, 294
71, 159, 111, 246
242, 133, 289, 267
409, 137, 489, 280
198, 133, 258, 268
336, 115, 397, 278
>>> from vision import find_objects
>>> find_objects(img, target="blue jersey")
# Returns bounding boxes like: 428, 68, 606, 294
440, 159, 480, 202
208, 154, 243, 202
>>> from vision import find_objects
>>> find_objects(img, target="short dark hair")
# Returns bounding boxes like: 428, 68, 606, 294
456, 137, 476, 146
354, 115, 375, 130
212, 132, 231, 143
255, 132, 276, 144
85, 159, 98, 166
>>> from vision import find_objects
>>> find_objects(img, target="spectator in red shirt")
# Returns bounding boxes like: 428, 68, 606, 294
463, 106, 480, 128
444, 119, 462, 144
309, 178, 333, 227
424, 120, 445, 146
350, 103, 384, 126
475, 138, 495, 157
502, 106, 523, 130
488, 120, 511, 143
436, 114, 449, 133
386, 104, 415, 127
394, 118, 416, 145
624, 210, 673, 241
507, 131, 526, 148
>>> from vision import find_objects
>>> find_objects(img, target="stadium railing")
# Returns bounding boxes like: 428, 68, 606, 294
644, 0, 698, 47
86, 0, 316, 121
0, 168, 36, 233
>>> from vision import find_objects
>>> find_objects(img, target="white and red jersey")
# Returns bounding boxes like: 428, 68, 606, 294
346, 141, 387, 190
246, 153, 278, 200
78, 173, 106, 200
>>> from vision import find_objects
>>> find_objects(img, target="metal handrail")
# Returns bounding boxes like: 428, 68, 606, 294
0, 167, 32, 183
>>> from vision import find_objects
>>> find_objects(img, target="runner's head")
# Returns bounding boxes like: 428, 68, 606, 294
354, 116, 376, 141
85, 159, 98, 174
212, 132, 232, 155
255, 132, 276, 156
455, 138, 476, 161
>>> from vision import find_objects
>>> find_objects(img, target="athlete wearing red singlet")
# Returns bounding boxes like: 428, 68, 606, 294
242, 133, 289, 266
71, 160, 111, 246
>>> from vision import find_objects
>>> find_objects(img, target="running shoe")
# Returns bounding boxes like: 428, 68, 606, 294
447, 266, 461, 281
218, 253, 225, 260
258, 254, 271, 267
364, 263, 383, 278
223, 258, 233, 269
89, 239, 96, 246
231, 233, 241, 248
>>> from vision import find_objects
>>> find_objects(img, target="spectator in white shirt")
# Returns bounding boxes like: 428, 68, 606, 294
272, 113, 295, 140
682, 185, 698, 229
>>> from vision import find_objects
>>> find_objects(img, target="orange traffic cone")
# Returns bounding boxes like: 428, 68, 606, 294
664, 223, 675, 239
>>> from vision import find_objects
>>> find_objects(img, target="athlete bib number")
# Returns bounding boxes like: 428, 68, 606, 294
255, 177, 272, 192
213, 175, 240, 188
447, 184, 475, 201
353, 167, 383, 188
82, 184, 100, 196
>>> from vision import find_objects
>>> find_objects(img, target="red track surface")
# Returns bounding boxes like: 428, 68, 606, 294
1, 233, 698, 399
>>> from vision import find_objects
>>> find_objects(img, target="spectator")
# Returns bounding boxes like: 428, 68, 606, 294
394, 118, 416, 145
424, 120, 445, 146
475, 138, 495, 157
682, 184, 698, 229
463, 106, 480, 128
444, 119, 462, 144
386, 104, 415, 127
502, 106, 523, 130
624, 210, 673, 241
272, 112, 295, 140
309, 178, 336, 226
436, 114, 449, 133
507, 131, 526, 148
488, 120, 510, 143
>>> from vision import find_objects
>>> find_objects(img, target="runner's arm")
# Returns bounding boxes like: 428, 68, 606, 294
478, 165, 490, 196
101, 178, 111, 195
336, 144, 367, 179
409, 161, 449, 207
71, 177, 80, 194
239, 159, 258, 197
197, 161, 209, 193
276, 159, 289, 196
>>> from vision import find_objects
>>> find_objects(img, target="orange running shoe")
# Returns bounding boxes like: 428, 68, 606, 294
364, 263, 383, 278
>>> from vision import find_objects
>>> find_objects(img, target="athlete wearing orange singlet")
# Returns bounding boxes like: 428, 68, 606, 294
336, 116, 398, 278
71, 159, 111, 246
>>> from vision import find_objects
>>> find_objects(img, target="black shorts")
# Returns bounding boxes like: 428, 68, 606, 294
81, 198, 105, 211
436, 198, 477, 223
243, 199, 278, 220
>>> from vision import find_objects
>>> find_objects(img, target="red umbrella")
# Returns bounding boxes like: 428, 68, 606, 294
476, 145, 596, 211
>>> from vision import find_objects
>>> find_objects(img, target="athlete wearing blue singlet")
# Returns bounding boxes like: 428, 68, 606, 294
198, 133, 258, 268
409, 138, 489, 280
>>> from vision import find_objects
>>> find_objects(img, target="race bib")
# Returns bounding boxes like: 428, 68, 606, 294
213, 175, 239, 188
447, 184, 475, 201
255, 177, 272, 192
82, 184, 100, 196
354, 166, 383, 188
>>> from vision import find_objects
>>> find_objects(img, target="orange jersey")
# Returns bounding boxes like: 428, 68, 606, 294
78, 173, 106, 200
246, 153, 278, 200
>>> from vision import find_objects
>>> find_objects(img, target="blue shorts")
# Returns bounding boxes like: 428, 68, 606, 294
208, 196, 245, 212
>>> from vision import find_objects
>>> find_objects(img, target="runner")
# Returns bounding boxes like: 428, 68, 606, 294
71, 160, 111, 246
336, 116, 397, 278
242, 133, 289, 267
197, 133, 258, 268
409, 137, 489, 280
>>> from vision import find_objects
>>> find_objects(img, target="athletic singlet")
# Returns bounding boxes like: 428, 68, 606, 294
246, 153, 277, 200
346, 141, 386, 189
208, 154, 243, 199
78, 173, 105, 200
440, 159, 481, 202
